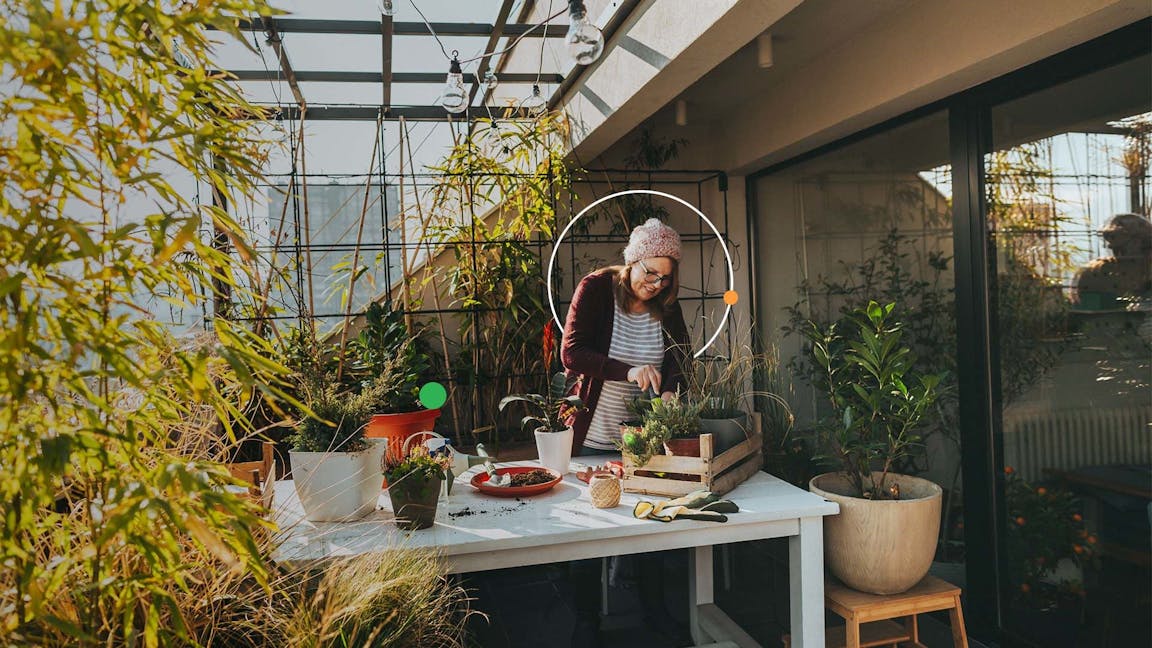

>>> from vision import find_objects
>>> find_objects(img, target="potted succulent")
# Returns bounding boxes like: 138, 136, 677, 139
287, 381, 386, 522
1003, 467, 1095, 647
803, 301, 947, 594
353, 303, 440, 463
383, 443, 452, 530
498, 372, 585, 475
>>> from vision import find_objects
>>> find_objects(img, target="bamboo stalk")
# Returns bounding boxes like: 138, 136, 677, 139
401, 118, 460, 432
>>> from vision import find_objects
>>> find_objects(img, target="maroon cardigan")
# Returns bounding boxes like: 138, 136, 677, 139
560, 269, 691, 452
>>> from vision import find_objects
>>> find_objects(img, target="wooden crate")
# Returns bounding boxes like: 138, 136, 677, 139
622, 414, 763, 497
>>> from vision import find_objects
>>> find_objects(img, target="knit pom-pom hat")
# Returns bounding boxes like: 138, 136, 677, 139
623, 218, 681, 264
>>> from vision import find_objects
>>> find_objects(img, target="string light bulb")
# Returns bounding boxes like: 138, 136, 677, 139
481, 69, 498, 92
566, 0, 603, 65
521, 84, 547, 116
440, 54, 468, 114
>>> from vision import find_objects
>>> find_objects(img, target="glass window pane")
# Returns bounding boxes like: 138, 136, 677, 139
987, 53, 1151, 646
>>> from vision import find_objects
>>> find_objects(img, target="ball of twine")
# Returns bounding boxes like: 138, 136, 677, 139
589, 473, 622, 508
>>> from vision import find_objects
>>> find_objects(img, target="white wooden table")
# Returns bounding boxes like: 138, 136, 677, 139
272, 459, 839, 648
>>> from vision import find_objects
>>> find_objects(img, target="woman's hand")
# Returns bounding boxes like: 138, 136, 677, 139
626, 365, 662, 394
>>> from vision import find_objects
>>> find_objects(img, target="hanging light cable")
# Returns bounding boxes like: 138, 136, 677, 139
440, 52, 468, 114
566, 0, 603, 65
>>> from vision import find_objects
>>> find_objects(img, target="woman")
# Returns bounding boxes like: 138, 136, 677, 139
561, 218, 692, 455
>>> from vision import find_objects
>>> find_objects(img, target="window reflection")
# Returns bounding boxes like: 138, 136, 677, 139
989, 54, 1151, 648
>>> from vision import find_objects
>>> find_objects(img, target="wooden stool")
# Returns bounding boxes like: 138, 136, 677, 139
782, 575, 968, 648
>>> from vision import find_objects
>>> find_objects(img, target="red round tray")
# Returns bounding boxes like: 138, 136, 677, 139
470, 466, 562, 497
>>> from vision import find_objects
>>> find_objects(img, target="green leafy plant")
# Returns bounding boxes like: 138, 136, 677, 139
617, 394, 702, 465
801, 301, 946, 499
1003, 467, 1096, 608
645, 393, 703, 439
287, 382, 373, 453
0, 1, 314, 645
498, 372, 586, 434
348, 302, 433, 413
383, 444, 452, 485
618, 423, 667, 467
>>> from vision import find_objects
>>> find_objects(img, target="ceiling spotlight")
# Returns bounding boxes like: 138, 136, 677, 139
440, 54, 468, 114
566, 0, 603, 66
521, 84, 547, 116
757, 33, 774, 69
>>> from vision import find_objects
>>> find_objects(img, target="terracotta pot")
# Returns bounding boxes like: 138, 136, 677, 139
810, 472, 942, 594
366, 409, 441, 463
663, 436, 701, 457
387, 473, 442, 530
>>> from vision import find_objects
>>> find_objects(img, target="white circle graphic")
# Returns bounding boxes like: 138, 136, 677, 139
546, 189, 734, 358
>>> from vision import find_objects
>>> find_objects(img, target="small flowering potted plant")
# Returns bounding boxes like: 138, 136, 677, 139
384, 444, 452, 530
1003, 466, 1096, 646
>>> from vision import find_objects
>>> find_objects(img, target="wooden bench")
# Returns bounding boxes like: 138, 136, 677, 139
783, 575, 968, 648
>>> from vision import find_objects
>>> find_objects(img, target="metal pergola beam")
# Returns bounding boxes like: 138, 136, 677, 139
224, 18, 566, 37
469, 0, 516, 107
380, 11, 393, 109
256, 105, 534, 121
222, 70, 564, 84
260, 15, 306, 110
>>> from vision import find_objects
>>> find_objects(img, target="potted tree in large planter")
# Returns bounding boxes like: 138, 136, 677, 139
803, 301, 947, 594
353, 303, 440, 463
287, 382, 386, 522
498, 372, 585, 475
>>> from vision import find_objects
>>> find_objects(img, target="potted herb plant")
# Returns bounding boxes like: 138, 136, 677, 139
498, 372, 585, 475
353, 303, 440, 463
803, 301, 947, 594
650, 393, 704, 457
383, 444, 452, 530
287, 381, 386, 522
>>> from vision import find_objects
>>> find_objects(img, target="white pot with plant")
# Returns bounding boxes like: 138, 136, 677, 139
288, 384, 385, 522
803, 301, 948, 595
499, 372, 585, 475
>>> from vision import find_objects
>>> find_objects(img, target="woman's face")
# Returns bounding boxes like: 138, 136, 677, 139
629, 256, 674, 301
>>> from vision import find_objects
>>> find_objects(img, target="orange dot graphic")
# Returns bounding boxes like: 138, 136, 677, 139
723, 290, 739, 305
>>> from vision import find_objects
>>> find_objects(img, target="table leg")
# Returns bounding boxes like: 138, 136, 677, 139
689, 544, 715, 645
789, 516, 825, 648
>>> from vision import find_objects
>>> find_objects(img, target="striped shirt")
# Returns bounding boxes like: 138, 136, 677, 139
583, 303, 664, 450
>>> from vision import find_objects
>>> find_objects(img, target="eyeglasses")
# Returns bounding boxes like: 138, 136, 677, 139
637, 260, 673, 286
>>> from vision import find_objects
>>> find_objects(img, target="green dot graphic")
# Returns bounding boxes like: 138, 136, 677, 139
419, 382, 448, 410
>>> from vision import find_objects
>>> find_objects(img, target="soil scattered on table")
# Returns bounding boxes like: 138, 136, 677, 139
448, 501, 527, 518
448, 507, 488, 518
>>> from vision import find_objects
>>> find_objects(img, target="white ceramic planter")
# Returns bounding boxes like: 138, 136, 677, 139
535, 427, 574, 475
810, 472, 942, 594
290, 439, 386, 522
